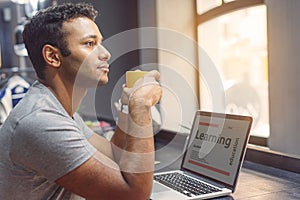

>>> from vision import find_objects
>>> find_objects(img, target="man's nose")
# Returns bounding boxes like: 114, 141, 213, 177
98, 45, 111, 61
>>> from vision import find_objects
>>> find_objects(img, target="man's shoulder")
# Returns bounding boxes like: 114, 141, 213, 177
12, 81, 68, 120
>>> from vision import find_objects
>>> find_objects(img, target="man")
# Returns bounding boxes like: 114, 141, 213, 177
0, 2, 162, 200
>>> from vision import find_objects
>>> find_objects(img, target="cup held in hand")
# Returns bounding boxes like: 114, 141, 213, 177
126, 71, 148, 88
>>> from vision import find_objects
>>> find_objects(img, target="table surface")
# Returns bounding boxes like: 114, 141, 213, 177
154, 136, 300, 200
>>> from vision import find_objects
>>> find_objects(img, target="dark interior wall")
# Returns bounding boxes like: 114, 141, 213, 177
94, 0, 140, 122
0, 1, 19, 68
58, 0, 141, 122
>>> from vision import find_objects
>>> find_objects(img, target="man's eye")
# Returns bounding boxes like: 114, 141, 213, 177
86, 41, 96, 47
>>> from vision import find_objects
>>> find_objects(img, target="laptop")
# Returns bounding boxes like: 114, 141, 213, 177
151, 110, 253, 200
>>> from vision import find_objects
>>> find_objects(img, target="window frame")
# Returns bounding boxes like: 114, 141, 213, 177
197, 0, 265, 24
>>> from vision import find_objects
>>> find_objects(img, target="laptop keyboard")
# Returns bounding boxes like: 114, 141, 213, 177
154, 172, 221, 197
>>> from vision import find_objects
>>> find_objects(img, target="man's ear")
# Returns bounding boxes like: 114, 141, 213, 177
42, 44, 61, 68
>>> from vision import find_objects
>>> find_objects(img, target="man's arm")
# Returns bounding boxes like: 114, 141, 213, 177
56, 71, 162, 200
88, 133, 114, 159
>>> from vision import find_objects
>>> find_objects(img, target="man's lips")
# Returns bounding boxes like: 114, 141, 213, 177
97, 64, 109, 72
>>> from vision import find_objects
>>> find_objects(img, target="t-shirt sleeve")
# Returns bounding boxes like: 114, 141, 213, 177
73, 112, 94, 139
10, 110, 97, 182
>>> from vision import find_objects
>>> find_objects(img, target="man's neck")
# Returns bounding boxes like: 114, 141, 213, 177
39, 79, 87, 117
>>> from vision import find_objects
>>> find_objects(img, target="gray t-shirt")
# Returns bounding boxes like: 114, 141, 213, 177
0, 81, 97, 200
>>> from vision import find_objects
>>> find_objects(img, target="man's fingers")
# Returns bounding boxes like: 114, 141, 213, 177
120, 87, 131, 105
145, 70, 160, 81
134, 70, 160, 87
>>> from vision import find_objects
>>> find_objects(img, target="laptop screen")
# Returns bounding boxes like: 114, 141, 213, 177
181, 111, 252, 189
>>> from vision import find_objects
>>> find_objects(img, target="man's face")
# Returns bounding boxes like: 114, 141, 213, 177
60, 17, 111, 88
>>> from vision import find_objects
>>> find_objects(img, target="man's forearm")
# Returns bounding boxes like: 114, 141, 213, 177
109, 110, 154, 199
112, 110, 154, 170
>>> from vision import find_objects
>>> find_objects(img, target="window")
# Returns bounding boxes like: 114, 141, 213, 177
196, 0, 268, 139
197, 0, 221, 14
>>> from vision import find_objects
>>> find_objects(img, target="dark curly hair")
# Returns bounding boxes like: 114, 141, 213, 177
23, 2, 98, 79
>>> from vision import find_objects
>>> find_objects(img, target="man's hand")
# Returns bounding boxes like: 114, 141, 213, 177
121, 70, 162, 126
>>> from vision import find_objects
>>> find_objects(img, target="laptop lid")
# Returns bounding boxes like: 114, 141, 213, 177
181, 111, 252, 192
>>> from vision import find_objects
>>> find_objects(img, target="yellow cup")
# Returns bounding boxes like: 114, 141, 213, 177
126, 71, 148, 88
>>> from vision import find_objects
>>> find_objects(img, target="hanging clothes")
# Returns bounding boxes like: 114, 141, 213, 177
0, 75, 30, 124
